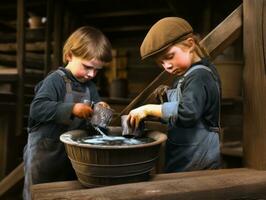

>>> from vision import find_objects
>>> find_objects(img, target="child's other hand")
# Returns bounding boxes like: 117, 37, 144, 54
127, 106, 148, 129
72, 103, 93, 119
127, 104, 162, 129
153, 84, 169, 103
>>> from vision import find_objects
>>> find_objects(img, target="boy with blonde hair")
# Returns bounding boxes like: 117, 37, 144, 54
23, 26, 112, 200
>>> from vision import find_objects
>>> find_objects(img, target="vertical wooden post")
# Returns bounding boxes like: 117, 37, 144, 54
63, 8, 71, 42
16, 0, 25, 136
0, 115, 8, 179
263, 1, 266, 74
53, 0, 64, 69
44, 0, 54, 75
243, 0, 266, 169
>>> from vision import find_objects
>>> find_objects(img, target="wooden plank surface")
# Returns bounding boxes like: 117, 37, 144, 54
0, 42, 51, 52
31, 181, 85, 198
0, 67, 18, 82
32, 168, 248, 198
32, 168, 266, 200
221, 141, 243, 157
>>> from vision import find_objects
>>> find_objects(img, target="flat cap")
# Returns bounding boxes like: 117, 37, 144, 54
140, 17, 193, 60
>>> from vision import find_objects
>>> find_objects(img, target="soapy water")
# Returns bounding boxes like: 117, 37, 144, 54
75, 135, 154, 146
75, 124, 154, 146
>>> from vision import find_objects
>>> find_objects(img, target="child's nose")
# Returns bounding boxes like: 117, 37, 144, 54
87, 69, 97, 77
162, 62, 173, 69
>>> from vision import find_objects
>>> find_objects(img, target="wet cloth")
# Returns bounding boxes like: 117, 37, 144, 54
162, 59, 221, 173
23, 67, 100, 200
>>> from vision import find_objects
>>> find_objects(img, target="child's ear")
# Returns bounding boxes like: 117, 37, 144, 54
65, 52, 73, 62
186, 37, 195, 52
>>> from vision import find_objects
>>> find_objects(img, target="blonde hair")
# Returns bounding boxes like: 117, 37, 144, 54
178, 34, 209, 59
63, 26, 112, 64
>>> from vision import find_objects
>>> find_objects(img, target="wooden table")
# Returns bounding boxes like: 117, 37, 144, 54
32, 168, 266, 200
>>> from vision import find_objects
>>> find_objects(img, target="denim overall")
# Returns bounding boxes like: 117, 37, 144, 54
23, 69, 91, 200
165, 65, 221, 173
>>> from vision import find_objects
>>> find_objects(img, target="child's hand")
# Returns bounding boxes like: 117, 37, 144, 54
127, 104, 162, 129
127, 106, 148, 129
96, 101, 110, 109
153, 85, 169, 103
72, 103, 93, 119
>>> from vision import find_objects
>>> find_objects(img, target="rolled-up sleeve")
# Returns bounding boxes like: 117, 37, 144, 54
161, 101, 180, 126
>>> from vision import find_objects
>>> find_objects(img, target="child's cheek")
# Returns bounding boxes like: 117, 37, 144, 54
74, 70, 86, 78
176, 57, 191, 70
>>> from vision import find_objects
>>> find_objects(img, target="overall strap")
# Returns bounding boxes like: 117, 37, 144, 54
85, 87, 91, 104
177, 65, 221, 133
181, 65, 214, 82
56, 69, 91, 103
56, 69, 72, 93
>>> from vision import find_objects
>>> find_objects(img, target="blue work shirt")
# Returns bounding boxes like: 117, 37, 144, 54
161, 59, 221, 172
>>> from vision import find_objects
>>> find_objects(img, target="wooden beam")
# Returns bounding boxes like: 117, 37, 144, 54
0, 53, 46, 69
44, 0, 53, 75
0, 162, 24, 197
0, 1, 46, 11
31, 168, 248, 198
0, 20, 16, 30
31, 181, 85, 198
53, 0, 64, 68
0, 42, 53, 52
0, 53, 44, 62
0, 67, 44, 80
201, 4, 242, 59
0, 67, 17, 81
112, 4, 243, 125
16, 0, 25, 136
262, 2, 266, 74
85, 9, 171, 19
0, 115, 8, 179
243, 0, 266, 169
32, 168, 266, 200
26, 28, 46, 42
0, 29, 45, 43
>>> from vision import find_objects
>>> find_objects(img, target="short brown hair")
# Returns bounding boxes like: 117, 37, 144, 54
63, 26, 112, 64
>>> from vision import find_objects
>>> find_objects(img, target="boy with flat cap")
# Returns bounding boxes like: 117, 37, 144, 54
127, 17, 222, 172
